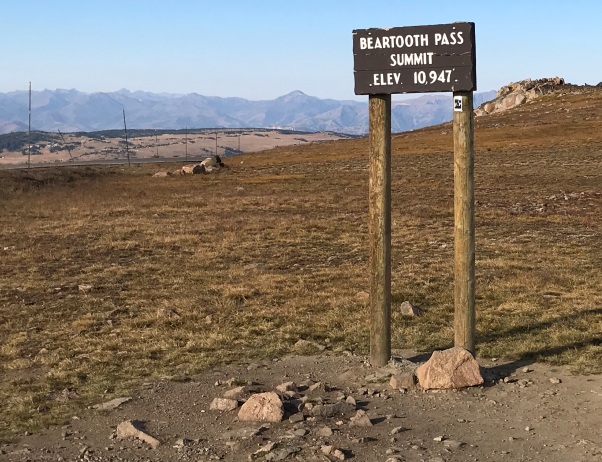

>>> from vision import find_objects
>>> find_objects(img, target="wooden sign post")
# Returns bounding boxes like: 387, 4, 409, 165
453, 91, 476, 354
353, 22, 477, 365
369, 94, 392, 367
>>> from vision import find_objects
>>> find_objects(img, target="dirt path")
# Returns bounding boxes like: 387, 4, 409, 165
2, 351, 601, 462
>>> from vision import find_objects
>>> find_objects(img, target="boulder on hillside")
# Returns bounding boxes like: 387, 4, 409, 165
475, 77, 565, 116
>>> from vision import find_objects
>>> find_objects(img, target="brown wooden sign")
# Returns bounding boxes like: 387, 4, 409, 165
353, 22, 476, 95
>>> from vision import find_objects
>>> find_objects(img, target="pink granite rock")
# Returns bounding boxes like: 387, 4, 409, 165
416, 347, 484, 390
237, 392, 284, 422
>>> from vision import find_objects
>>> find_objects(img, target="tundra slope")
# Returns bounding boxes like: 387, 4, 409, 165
0, 80, 601, 460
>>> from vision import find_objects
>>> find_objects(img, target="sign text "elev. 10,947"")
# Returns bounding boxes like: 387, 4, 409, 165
352, 22, 476, 95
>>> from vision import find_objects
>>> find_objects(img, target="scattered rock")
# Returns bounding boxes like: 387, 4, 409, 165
321, 445, 334, 455
332, 448, 346, 460
349, 409, 373, 427
156, 307, 181, 319
223, 386, 247, 400
443, 439, 465, 449
416, 347, 484, 390
309, 401, 356, 418
364, 370, 391, 383
218, 426, 264, 440
209, 397, 239, 412
252, 442, 301, 461
317, 426, 334, 437
390, 372, 416, 390
549, 377, 562, 384
5, 351, 593, 461
78, 284, 93, 293
238, 392, 284, 422
115, 420, 160, 449
276, 381, 297, 393
287, 428, 308, 438
173, 437, 192, 448
92, 397, 132, 411
321, 445, 347, 460
308, 381, 324, 392
152, 171, 170, 177
399, 301, 425, 316
289, 413, 304, 423
53, 388, 79, 402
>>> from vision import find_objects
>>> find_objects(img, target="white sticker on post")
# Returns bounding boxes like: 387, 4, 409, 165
453, 96, 463, 112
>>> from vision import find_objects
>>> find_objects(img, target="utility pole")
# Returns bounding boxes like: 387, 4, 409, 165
155, 131, 159, 157
238, 134, 241, 154
58, 129, 74, 161
122, 109, 130, 166
185, 127, 188, 161
28, 82, 31, 169
215, 132, 218, 156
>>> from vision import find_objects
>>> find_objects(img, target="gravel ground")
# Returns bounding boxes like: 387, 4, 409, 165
1, 351, 601, 462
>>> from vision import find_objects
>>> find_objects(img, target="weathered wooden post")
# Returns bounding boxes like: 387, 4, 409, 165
353, 22, 477, 364
453, 91, 476, 354
369, 94, 392, 366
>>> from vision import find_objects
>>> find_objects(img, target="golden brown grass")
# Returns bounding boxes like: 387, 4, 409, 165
1, 88, 601, 439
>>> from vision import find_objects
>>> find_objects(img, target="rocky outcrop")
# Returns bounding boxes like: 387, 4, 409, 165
475, 77, 565, 116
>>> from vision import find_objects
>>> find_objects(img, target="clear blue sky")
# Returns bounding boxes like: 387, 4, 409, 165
1, 0, 600, 100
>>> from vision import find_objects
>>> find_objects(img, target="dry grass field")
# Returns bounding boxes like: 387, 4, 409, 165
0, 129, 352, 166
0, 87, 601, 440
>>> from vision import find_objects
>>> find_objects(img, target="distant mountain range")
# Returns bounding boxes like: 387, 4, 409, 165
0, 88, 496, 136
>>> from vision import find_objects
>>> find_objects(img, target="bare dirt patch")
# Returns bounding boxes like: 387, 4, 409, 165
1, 352, 601, 461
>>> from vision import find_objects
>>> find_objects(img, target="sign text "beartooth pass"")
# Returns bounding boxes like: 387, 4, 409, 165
353, 22, 476, 95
